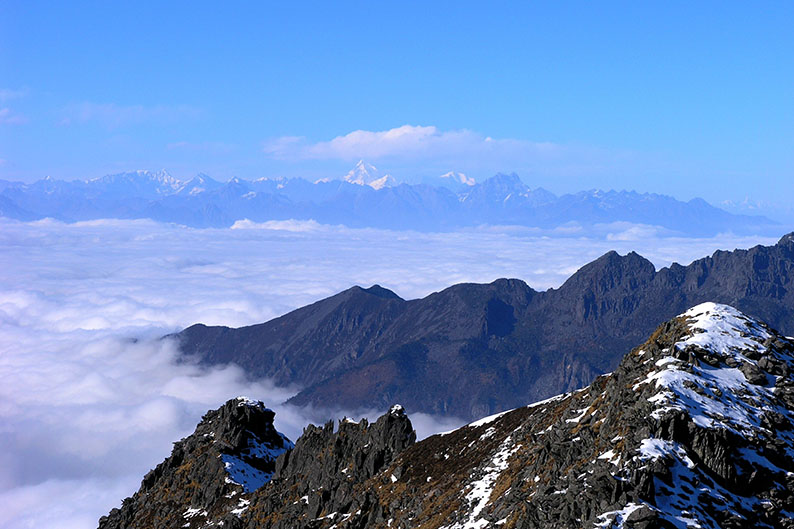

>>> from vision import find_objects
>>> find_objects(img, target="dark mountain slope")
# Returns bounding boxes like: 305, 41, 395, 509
176, 234, 794, 420
179, 285, 407, 388
104, 304, 794, 528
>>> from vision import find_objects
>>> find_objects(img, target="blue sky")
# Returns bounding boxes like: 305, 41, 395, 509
1, 2, 792, 204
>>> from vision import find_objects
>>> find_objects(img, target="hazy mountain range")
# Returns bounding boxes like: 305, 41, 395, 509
0, 163, 780, 235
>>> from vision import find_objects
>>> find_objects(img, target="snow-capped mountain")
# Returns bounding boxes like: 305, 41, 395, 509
439, 170, 475, 187
176, 173, 223, 195
88, 169, 182, 198
99, 303, 794, 528
722, 197, 794, 226
343, 160, 397, 189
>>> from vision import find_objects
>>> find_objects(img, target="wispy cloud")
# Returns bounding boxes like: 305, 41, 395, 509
59, 102, 201, 128
0, 107, 28, 125
0, 88, 27, 102
263, 124, 560, 162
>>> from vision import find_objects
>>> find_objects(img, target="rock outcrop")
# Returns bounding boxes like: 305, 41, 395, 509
98, 397, 293, 529
243, 405, 415, 528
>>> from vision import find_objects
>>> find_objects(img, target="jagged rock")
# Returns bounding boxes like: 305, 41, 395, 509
243, 404, 415, 529
741, 361, 769, 385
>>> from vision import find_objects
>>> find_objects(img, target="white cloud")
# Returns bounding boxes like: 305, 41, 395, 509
0, 107, 28, 125
263, 124, 560, 162
230, 218, 328, 232
59, 102, 201, 128
0, 217, 777, 527
260, 125, 638, 185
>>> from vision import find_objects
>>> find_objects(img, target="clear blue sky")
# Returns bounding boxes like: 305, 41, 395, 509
1, 1, 792, 204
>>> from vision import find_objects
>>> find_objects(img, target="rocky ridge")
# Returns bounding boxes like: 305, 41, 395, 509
178, 233, 794, 420
104, 303, 794, 528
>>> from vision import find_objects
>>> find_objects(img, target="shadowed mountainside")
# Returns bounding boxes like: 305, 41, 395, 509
176, 233, 794, 420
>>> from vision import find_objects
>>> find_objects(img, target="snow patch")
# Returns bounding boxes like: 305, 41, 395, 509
441, 435, 520, 529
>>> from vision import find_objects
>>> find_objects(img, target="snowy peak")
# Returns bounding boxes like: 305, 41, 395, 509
1, 170, 780, 234
586, 302, 794, 527
403, 304, 794, 528
439, 170, 475, 186
375, 304, 794, 528
177, 173, 222, 195
343, 160, 397, 189
678, 302, 777, 362
87, 169, 183, 198
92, 169, 181, 188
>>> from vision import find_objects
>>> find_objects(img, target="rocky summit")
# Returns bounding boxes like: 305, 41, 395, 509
105, 303, 794, 528
98, 397, 294, 529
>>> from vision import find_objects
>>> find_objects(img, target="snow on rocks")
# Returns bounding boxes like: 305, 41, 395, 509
222, 431, 294, 493
442, 435, 521, 529
389, 404, 405, 416
635, 302, 794, 439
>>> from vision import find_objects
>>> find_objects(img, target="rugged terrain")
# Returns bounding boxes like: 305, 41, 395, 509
102, 303, 794, 528
177, 233, 794, 419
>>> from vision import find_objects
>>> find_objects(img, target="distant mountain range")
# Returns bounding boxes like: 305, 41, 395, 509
176, 233, 794, 420
105, 304, 794, 528
0, 164, 780, 235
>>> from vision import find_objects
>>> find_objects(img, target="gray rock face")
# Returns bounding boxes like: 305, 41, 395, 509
244, 405, 415, 528
176, 234, 794, 420
103, 304, 794, 528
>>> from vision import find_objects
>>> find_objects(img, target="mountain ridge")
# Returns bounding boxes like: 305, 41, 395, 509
176, 233, 794, 420
0, 168, 778, 235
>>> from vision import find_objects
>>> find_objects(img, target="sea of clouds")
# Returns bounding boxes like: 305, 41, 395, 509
0, 217, 778, 528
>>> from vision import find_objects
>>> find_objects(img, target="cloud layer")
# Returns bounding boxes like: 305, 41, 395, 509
0, 217, 776, 527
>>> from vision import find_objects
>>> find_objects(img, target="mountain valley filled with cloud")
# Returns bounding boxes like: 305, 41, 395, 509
0, 215, 778, 527
3, 3, 793, 528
